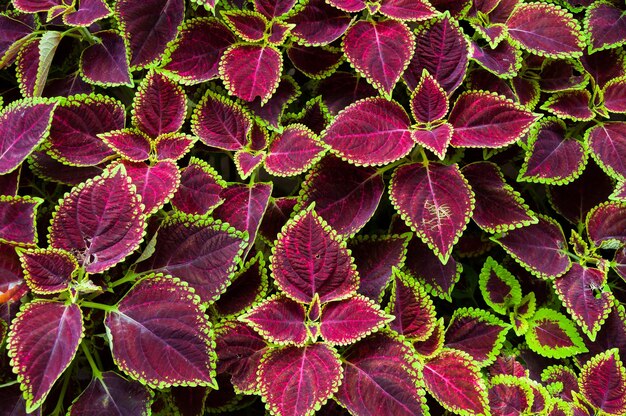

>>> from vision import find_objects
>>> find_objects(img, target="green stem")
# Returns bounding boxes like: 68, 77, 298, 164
78, 27, 100, 45
81, 301, 115, 312
561, 249, 581, 262
109, 269, 137, 288
419, 147, 429, 167
81, 342, 102, 379
0, 379, 19, 388
50, 367, 72, 416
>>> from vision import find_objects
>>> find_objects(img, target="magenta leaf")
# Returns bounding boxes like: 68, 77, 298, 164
219, 44, 282, 105
18, 248, 77, 294
68, 372, 152, 416
48, 94, 124, 166
99, 128, 151, 162
579, 349, 626, 415
214, 253, 268, 318
63, 0, 111, 26
258, 344, 342, 416
404, 15, 469, 93
471, 39, 522, 78
603, 77, 626, 114
258, 197, 297, 243
326, 0, 365, 12
411, 123, 454, 160
0, 13, 35, 68
388, 268, 436, 341
343, 20, 414, 96
287, 45, 344, 79
554, 263, 613, 341
525, 308, 587, 358
49, 166, 145, 273
506, 2, 585, 58
390, 162, 473, 264
297, 157, 384, 236
245, 76, 300, 129
0, 99, 56, 175
448, 91, 539, 148
586, 202, 626, 248
154, 133, 196, 161
586, 122, 626, 179
133, 71, 186, 138
410, 71, 449, 123
320, 295, 391, 345
191, 90, 251, 151
171, 157, 226, 216
140, 213, 246, 304
541, 90, 594, 121
222, 11, 267, 42
0, 195, 41, 247
321, 98, 414, 166
317, 71, 377, 115
254, 0, 296, 18
496, 215, 570, 279
267, 21, 291, 44
422, 349, 489, 415
7, 301, 83, 412
379, 0, 437, 21
287, 0, 351, 46
234, 149, 264, 180
463, 162, 536, 233
584, 1, 626, 52
80, 31, 131, 87
444, 307, 510, 366
518, 118, 587, 185
478, 257, 522, 315
105, 275, 217, 388
271, 207, 358, 304
117, 160, 180, 215
116, 0, 184, 68
349, 234, 408, 301
242, 295, 307, 345
162, 17, 235, 85
337, 332, 427, 415
12, 1, 60, 14
264, 124, 325, 177
488, 375, 534, 416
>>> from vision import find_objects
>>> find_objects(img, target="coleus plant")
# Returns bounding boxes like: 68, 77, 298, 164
1, 0, 626, 415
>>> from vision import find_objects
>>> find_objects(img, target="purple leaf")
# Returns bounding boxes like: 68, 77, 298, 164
471, 39, 522, 78
410, 70, 448, 123
99, 128, 151, 162
287, 45, 344, 79
317, 71, 377, 115
116, 0, 184, 68
603, 77, 626, 114
462, 162, 536, 233
379, 0, 437, 21
587, 122, 626, 179
222, 11, 267, 42
0, 383, 38, 416
234, 149, 264, 180
171, 157, 226, 215
541, 90, 594, 121
133, 71, 186, 138
579, 349, 626, 415
80, 31, 131, 87
506, 2, 585, 58
18, 248, 77, 294
555, 263, 613, 341
337, 332, 427, 415
43, 73, 93, 98
343, 20, 414, 96
326, 0, 365, 12
518, 118, 587, 185
63, 0, 111, 26
390, 162, 473, 264
320, 295, 391, 345
49, 166, 145, 273
214, 253, 268, 318
283, 96, 333, 135
586, 201, 626, 248
584, 2, 626, 52
162, 18, 235, 85
140, 213, 246, 304
297, 157, 384, 236
444, 307, 510, 366
219, 44, 282, 104
539, 59, 588, 92
488, 375, 534, 416
28, 151, 105, 186
478, 257, 522, 315
245, 76, 300, 129
191, 90, 251, 151
264, 124, 324, 177
0, 12, 35, 68
579, 304, 626, 375
155, 133, 196, 161
422, 349, 490, 415
411, 123, 454, 160
12, 0, 61, 13
388, 268, 436, 341
582, 49, 625, 89
287, 0, 351, 46
68, 372, 152, 416
48, 94, 124, 166
254, 0, 296, 18
349, 234, 408, 301
0, 99, 56, 175
241, 295, 307, 345
258, 197, 297, 243
321, 97, 413, 166
118, 160, 180, 215
267, 21, 291, 44
0, 167, 20, 196
0, 195, 41, 246
7, 301, 83, 412
496, 215, 571, 279
404, 15, 470, 93
525, 308, 587, 358
105, 275, 217, 388
448, 91, 539, 148
271, 207, 358, 304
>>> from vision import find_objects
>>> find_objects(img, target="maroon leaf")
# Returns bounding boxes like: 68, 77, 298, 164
343, 20, 414, 96
586, 202, 626, 248
462, 161, 536, 233
298, 157, 384, 236
99, 128, 151, 162
388, 268, 436, 341
258, 344, 342, 416
283, 96, 332, 135
488, 375, 533, 416
496, 215, 571, 279
118, 160, 180, 215
448, 91, 538, 148
321, 97, 414, 166
320, 295, 391, 345
603, 77, 626, 114
0, 12, 35, 68
241, 295, 308, 345
234, 149, 264, 180
222, 11, 267, 42
258, 197, 297, 243
579, 349, 626, 414
390, 162, 473, 263
542, 90, 594, 121
379, 0, 437, 21
471, 39, 522, 78
410, 70, 449, 123
80, 31, 131, 86
63, 0, 111, 26
404, 15, 469, 93
317, 71, 377, 115
7, 301, 83, 412
105, 275, 217, 388
585, 1, 626, 52
116, 0, 184, 68
0, 195, 41, 246
245, 76, 300, 129
12, 1, 60, 14
326, 0, 365, 12
287, 0, 351, 46
287, 45, 344, 78
133, 71, 186, 138
525, 308, 587, 358
267, 21, 291, 44
586, 122, 626, 179
171, 157, 226, 216
582, 49, 626, 89
18, 248, 77, 294
539, 59, 589, 92
254, 0, 296, 18
155, 132, 195, 161
264, 125, 324, 177
213, 253, 267, 317
478, 257, 522, 315
271, 207, 358, 304
28, 151, 105, 186
411, 123, 454, 160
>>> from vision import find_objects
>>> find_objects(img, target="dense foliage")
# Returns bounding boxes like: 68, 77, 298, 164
0, 0, 625, 415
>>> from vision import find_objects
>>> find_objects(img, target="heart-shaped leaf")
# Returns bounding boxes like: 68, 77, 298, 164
478, 257, 522, 315
99, 128, 151, 162
49, 166, 145, 273
287, 0, 351, 46
18, 248, 77, 294
579, 349, 626, 415
222, 11, 267, 42
118, 160, 181, 215
80, 31, 131, 87
488, 375, 534, 416
541, 90, 594, 121
586, 201, 626, 248
133, 71, 186, 138
410, 70, 449, 123
105, 275, 217, 388
234, 149, 264, 180
264, 124, 324, 177
387, 268, 436, 341
321, 98, 414, 166
154, 133, 196, 161
171, 157, 226, 215
63, 0, 111, 26
411, 123, 454, 160
7, 301, 83, 412
271, 207, 358, 304
525, 308, 587, 358
320, 295, 391, 345
343, 20, 414, 96
586, 122, 626, 179
0, 195, 42, 247
584, 1, 626, 52
241, 295, 308, 345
